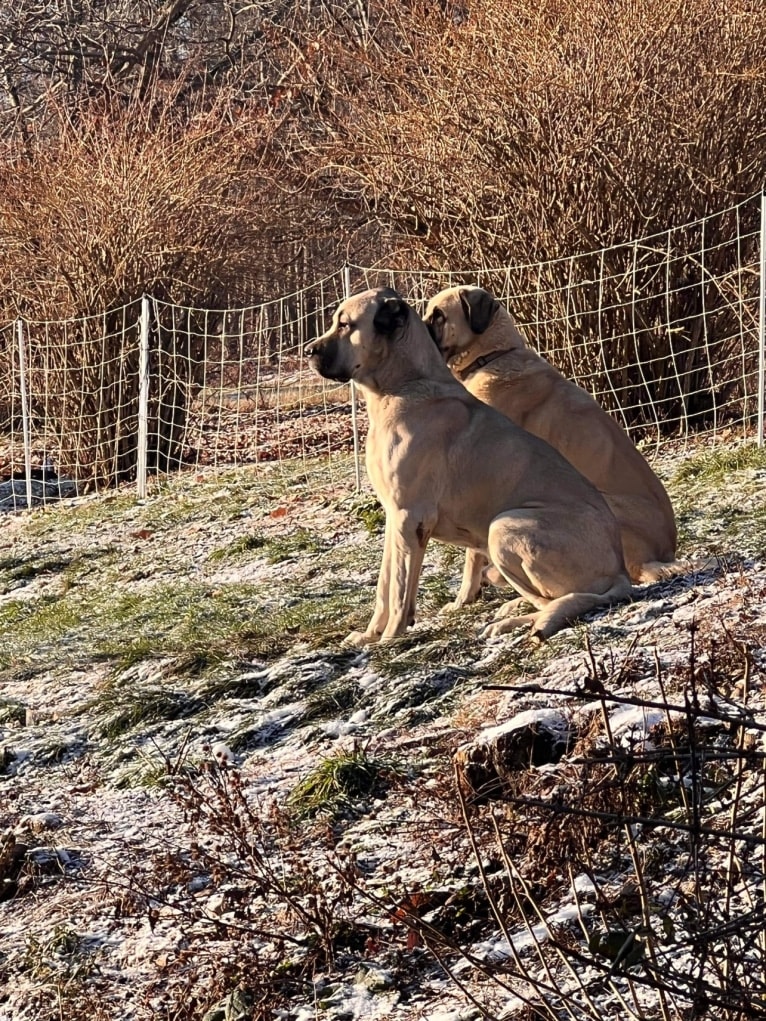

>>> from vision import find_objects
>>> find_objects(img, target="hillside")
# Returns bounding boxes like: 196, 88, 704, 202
2, 441, 766, 1020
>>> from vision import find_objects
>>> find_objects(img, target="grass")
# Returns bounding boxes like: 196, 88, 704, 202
287, 746, 404, 820
4, 471, 691, 694
0, 552, 75, 582
0, 595, 85, 670
0, 698, 27, 725
0, 578, 298, 678
6, 444, 766, 1020
347, 495, 386, 535
88, 682, 207, 739
368, 622, 476, 679
4, 440, 765, 742
113, 748, 200, 789
671, 442, 766, 484
263, 528, 330, 563
207, 533, 267, 562
302, 676, 363, 722
667, 444, 766, 557
89, 582, 289, 664
270, 587, 371, 647
0, 545, 119, 585
194, 666, 273, 702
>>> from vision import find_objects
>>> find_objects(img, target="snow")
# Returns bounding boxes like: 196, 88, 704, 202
2, 449, 766, 1019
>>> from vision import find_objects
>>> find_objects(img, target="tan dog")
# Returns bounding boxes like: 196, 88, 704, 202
305, 287, 631, 644
424, 286, 682, 605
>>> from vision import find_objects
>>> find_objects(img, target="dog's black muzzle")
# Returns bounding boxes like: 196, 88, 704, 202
304, 336, 349, 382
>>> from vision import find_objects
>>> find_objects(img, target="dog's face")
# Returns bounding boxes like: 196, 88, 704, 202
305, 287, 409, 385
424, 286, 500, 365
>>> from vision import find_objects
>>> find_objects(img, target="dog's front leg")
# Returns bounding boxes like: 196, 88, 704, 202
443, 549, 487, 611
346, 512, 429, 646
380, 512, 430, 640
345, 517, 395, 646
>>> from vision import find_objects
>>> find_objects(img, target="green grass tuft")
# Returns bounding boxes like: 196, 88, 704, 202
263, 528, 329, 564
207, 533, 267, 563
87, 682, 207, 739
287, 747, 402, 820
672, 443, 766, 484
0, 698, 27, 725
347, 496, 386, 536
302, 677, 363, 722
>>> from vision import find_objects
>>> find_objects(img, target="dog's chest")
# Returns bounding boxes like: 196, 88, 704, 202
365, 418, 431, 503
365, 425, 404, 492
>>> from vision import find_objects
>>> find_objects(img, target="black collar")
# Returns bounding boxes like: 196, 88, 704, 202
455, 349, 507, 381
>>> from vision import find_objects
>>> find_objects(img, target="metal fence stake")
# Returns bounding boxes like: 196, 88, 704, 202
16, 318, 33, 511
344, 264, 362, 491
137, 296, 150, 499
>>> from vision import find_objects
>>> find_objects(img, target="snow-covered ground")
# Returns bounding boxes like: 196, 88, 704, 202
2, 443, 766, 1021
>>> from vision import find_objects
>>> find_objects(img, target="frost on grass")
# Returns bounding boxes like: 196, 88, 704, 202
1, 444, 766, 1020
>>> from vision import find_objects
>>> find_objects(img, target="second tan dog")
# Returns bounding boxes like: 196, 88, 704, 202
306, 287, 631, 643
424, 286, 682, 605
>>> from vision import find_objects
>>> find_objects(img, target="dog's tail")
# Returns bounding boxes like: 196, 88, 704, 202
531, 575, 633, 642
635, 556, 723, 584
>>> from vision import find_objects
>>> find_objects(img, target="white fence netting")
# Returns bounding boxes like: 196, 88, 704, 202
1, 194, 764, 512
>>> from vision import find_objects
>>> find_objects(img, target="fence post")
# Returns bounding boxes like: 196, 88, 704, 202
136, 295, 150, 500
16, 318, 33, 511
343, 265, 362, 491
758, 192, 766, 448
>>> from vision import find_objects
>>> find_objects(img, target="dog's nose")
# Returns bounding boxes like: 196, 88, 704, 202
304, 341, 318, 358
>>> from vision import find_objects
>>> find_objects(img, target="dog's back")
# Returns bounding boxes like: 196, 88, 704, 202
425, 287, 678, 580
467, 331, 678, 571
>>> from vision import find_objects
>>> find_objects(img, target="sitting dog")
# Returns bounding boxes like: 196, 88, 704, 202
424, 286, 683, 606
305, 287, 631, 643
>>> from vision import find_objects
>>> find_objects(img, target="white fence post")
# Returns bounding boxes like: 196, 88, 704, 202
136, 295, 150, 499
344, 265, 362, 491
16, 318, 33, 511
758, 191, 766, 448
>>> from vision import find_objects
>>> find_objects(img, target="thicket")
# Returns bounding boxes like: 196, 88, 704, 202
2, 0, 766, 482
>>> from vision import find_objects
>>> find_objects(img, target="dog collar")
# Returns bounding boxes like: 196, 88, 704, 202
455, 350, 507, 381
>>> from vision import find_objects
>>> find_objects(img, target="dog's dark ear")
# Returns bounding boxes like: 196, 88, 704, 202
424, 306, 445, 344
373, 292, 409, 335
459, 287, 499, 334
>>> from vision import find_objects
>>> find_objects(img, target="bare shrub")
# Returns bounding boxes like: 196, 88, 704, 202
0, 82, 284, 481
280, 0, 766, 434
4, 1, 766, 481
449, 623, 766, 1020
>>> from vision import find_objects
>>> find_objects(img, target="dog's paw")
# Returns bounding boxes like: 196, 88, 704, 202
480, 618, 520, 639
493, 597, 526, 620
440, 598, 467, 614
343, 629, 381, 648
480, 621, 504, 639
480, 610, 536, 639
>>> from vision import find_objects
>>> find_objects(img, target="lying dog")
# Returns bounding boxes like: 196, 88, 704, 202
305, 287, 631, 643
424, 286, 683, 605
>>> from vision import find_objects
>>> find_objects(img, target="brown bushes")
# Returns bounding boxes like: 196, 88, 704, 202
286, 0, 766, 265
277, 0, 766, 431
0, 83, 290, 481
3, 1, 766, 484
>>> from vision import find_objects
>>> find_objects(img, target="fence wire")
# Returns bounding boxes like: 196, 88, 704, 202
1, 195, 764, 512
